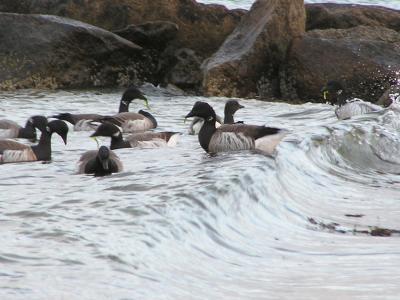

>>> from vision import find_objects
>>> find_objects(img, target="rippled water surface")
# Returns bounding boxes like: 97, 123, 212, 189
1, 86, 400, 299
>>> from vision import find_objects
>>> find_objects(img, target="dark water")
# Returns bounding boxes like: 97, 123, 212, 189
1, 86, 400, 299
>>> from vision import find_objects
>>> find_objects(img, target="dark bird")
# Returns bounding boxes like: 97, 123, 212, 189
188, 99, 244, 135
0, 116, 46, 140
0, 119, 68, 163
90, 122, 180, 150
96, 86, 157, 133
50, 113, 103, 131
185, 101, 286, 154
77, 146, 123, 176
321, 80, 382, 120
51, 86, 156, 132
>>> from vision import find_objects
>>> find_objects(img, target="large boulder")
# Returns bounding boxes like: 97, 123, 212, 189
0, 13, 156, 90
0, 0, 245, 59
113, 21, 179, 50
306, 3, 400, 32
202, 0, 305, 98
164, 48, 203, 91
283, 26, 400, 102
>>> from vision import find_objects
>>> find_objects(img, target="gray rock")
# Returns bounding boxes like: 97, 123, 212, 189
202, 0, 305, 98
164, 48, 202, 91
113, 21, 179, 50
306, 3, 400, 32
0, 0, 245, 59
0, 13, 157, 90
284, 26, 400, 102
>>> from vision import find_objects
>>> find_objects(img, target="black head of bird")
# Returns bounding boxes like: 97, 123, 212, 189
30, 115, 49, 132
47, 120, 69, 144
91, 122, 121, 138
225, 100, 244, 115
224, 100, 244, 124
185, 101, 216, 122
120, 86, 149, 110
321, 81, 345, 105
97, 146, 111, 170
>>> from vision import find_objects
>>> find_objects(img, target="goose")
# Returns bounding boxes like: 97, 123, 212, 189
51, 86, 155, 132
321, 81, 382, 120
97, 86, 157, 133
188, 100, 243, 135
51, 113, 103, 131
77, 146, 123, 176
0, 116, 45, 140
0, 119, 68, 163
185, 101, 286, 155
90, 122, 180, 149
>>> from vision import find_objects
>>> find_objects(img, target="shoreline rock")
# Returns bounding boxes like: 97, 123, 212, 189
113, 21, 179, 51
283, 25, 400, 102
0, 1, 399, 101
306, 3, 400, 32
0, 13, 156, 90
202, 0, 305, 98
0, 0, 245, 59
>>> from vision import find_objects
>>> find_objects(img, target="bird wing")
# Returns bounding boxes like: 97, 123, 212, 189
78, 150, 98, 163
0, 140, 30, 153
109, 150, 123, 172
77, 150, 98, 174
218, 124, 281, 140
127, 131, 177, 142
0, 119, 21, 130
73, 114, 104, 122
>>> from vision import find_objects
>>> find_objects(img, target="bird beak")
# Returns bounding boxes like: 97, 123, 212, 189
91, 137, 100, 148
239, 104, 245, 109
321, 86, 329, 100
185, 111, 195, 119
143, 97, 151, 110
101, 159, 110, 170
62, 134, 67, 145
184, 111, 195, 123
323, 90, 329, 100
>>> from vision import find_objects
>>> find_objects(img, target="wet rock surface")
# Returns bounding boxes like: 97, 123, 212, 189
113, 21, 179, 51
306, 3, 400, 32
0, 1, 399, 100
284, 25, 400, 102
202, 0, 306, 98
0, 0, 245, 59
0, 13, 157, 90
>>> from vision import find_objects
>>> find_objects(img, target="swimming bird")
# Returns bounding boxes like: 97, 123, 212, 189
0, 116, 46, 140
51, 86, 155, 132
321, 81, 382, 120
77, 146, 123, 176
90, 122, 180, 149
188, 100, 244, 135
51, 113, 103, 131
97, 86, 157, 133
185, 101, 286, 155
0, 119, 68, 163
